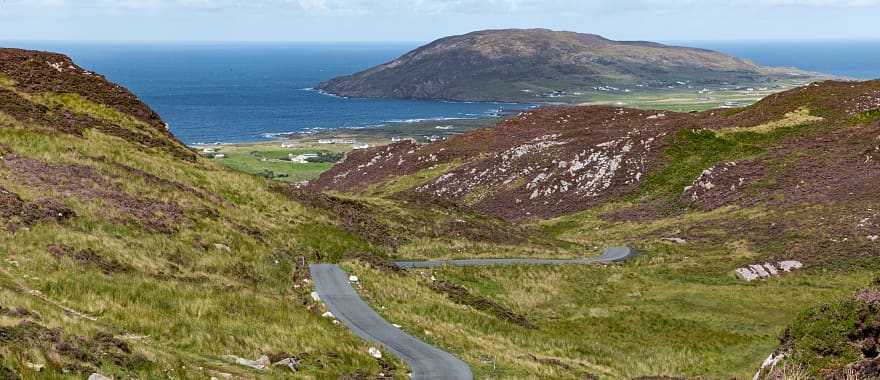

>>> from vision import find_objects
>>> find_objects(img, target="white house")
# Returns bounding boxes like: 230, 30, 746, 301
289, 153, 319, 163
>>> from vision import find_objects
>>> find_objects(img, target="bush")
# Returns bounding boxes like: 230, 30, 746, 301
306, 152, 344, 163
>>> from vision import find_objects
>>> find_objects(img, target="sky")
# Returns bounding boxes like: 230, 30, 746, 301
1, 0, 879, 42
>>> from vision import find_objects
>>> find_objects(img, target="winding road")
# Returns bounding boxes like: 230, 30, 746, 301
394, 246, 636, 269
310, 247, 636, 380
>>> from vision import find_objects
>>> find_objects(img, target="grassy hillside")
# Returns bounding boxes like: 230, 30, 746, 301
311, 79, 880, 378
2, 47, 877, 379
0, 48, 575, 378
0, 49, 395, 378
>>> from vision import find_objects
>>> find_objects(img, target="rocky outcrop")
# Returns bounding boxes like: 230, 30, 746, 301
313, 106, 686, 220
735, 261, 803, 281
314, 80, 880, 222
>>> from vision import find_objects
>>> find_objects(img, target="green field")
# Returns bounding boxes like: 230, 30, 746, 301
199, 143, 348, 182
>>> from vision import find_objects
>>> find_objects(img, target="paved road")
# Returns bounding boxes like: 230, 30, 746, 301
310, 264, 474, 380
309, 247, 635, 380
395, 246, 636, 269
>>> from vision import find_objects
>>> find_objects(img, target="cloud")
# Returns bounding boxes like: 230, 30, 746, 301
2, 0, 878, 16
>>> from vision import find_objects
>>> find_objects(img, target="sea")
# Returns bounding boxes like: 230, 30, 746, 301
3, 40, 880, 144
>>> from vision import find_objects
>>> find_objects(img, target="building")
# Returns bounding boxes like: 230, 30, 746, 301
289, 153, 319, 163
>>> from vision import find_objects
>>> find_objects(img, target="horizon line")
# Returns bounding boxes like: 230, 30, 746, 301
2, 37, 880, 45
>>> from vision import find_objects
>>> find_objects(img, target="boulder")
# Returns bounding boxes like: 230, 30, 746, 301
735, 267, 760, 281
368, 347, 382, 359
88, 374, 112, 380
273, 358, 300, 372
661, 237, 687, 244
778, 261, 803, 272
749, 264, 771, 278
213, 243, 232, 253
310, 291, 320, 301
322, 311, 334, 318
222, 354, 270, 371
736, 260, 804, 281
348, 275, 359, 283
24, 362, 44, 372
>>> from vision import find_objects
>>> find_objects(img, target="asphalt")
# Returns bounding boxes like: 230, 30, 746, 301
394, 246, 636, 269
309, 247, 635, 380
310, 264, 474, 380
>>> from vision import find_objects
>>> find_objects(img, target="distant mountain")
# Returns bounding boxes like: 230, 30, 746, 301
316, 29, 822, 102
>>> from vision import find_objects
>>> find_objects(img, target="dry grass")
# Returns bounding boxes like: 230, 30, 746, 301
718, 107, 824, 135
343, 256, 873, 379
0, 102, 394, 377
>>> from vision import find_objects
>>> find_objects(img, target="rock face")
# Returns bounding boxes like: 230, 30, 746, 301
316, 29, 817, 102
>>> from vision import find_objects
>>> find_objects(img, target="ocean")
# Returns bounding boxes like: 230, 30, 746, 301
684, 40, 880, 80
3, 40, 880, 144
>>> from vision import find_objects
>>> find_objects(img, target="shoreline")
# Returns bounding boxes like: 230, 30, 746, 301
190, 77, 816, 149
188, 113, 510, 149
191, 116, 507, 183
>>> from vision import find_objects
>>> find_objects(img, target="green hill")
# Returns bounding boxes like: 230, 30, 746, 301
317, 29, 826, 103
1, 47, 877, 379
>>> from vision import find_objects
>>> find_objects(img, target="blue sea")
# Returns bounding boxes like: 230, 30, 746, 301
3, 40, 880, 144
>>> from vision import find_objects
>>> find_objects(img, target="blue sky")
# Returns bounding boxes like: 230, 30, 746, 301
1, 0, 879, 42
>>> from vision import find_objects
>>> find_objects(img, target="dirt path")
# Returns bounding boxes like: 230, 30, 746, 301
309, 247, 635, 380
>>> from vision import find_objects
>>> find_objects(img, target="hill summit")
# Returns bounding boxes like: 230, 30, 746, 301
317, 28, 819, 102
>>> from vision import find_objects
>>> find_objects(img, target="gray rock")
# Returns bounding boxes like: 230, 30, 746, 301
749, 264, 771, 278
24, 362, 44, 372
778, 260, 803, 272
223, 354, 270, 371
735, 267, 759, 281
661, 237, 687, 244
273, 358, 300, 372
214, 243, 232, 253
88, 374, 112, 380
736, 260, 804, 281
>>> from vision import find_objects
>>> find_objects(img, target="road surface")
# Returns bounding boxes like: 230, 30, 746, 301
310, 264, 474, 380
309, 247, 635, 379
395, 246, 636, 269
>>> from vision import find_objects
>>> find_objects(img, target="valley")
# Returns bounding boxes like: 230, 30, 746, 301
0, 45, 878, 380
